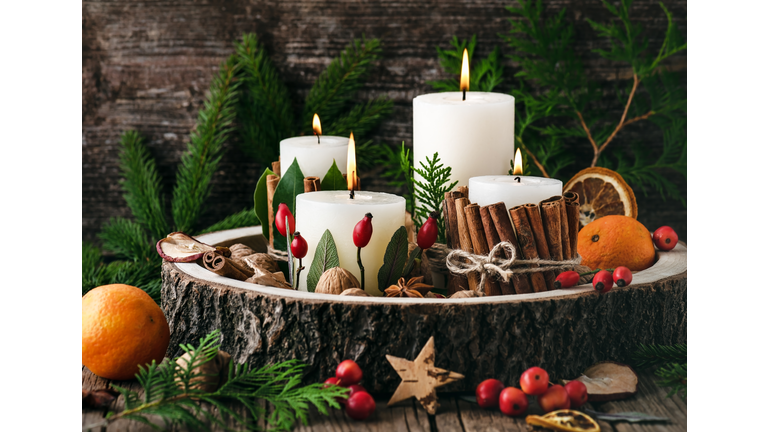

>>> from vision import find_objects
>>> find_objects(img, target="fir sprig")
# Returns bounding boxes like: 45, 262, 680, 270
88, 330, 347, 431
427, 35, 504, 93
413, 152, 457, 243
633, 343, 687, 399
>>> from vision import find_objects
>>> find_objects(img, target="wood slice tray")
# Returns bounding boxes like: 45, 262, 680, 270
161, 226, 686, 393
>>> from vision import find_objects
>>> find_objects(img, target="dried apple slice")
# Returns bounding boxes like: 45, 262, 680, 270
156, 232, 227, 262
563, 361, 638, 402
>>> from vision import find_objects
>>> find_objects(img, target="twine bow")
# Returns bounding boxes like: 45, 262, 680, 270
445, 241, 582, 293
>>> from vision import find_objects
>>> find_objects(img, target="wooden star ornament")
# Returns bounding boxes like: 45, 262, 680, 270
386, 336, 464, 415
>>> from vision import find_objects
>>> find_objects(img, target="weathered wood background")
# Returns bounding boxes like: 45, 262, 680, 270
82, 0, 687, 245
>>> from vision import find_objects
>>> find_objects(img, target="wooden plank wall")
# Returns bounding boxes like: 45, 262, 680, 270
82, 0, 687, 244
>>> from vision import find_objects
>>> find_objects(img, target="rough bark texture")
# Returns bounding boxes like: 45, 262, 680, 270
161, 262, 686, 393
83, 0, 687, 245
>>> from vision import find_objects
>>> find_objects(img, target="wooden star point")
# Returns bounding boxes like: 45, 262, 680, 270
386, 336, 464, 415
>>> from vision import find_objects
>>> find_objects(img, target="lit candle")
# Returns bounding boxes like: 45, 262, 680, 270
413, 48, 515, 188
468, 149, 562, 208
279, 114, 348, 178
295, 134, 406, 295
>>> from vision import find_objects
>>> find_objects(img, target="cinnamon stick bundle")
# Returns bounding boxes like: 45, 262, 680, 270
303, 176, 321, 193
465, 203, 502, 296
486, 202, 533, 294
526, 204, 558, 290
479, 205, 515, 295
203, 251, 254, 281
266, 174, 280, 248
509, 205, 548, 293
454, 197, 480, 292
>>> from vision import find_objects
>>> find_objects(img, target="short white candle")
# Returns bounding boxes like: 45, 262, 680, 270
468, 175, 563, 209
279, 136, 348, 178
413, 92, 515, 188
296, 191, 406, 296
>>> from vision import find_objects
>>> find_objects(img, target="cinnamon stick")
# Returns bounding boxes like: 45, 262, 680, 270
266, 174, 280, 248
566, 200, 580, 260
513, 204, 550, 292
487, 202, 533, 294
443, 192, 458, 249
454, 197, 479, 291
457, 185, 469, 198
479, 205, 515, 295
303, 176, 321, 193
203, 251, 254, 281
539, 196, 564, 261
272, 159, 281, 178
465, 204, 502, 296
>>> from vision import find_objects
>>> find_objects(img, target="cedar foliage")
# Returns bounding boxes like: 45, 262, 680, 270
84, 330, 348, 431
633, 343, 687, 399
428, 0, 687, 203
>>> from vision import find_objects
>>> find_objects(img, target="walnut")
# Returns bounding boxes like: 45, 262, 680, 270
340, 288, 370, 296
315, 267, 360, 295
450, 289, 485, 299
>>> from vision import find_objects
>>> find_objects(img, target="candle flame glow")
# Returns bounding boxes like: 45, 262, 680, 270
347, 132, 357, 191
460, 48, 470, 93
512, 148, 523, 175
312, 113, 322, 137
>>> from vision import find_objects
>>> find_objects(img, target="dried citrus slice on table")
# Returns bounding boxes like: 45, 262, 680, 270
526, 409, 601, 432
564, 167, 637, 229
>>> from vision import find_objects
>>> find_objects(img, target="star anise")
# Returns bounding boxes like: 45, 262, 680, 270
385, 276, 433, 298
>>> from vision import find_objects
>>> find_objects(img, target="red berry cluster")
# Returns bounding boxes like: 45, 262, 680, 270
475, 367, 587, 416
555, 266, 634, 293
324, 360, 375, 421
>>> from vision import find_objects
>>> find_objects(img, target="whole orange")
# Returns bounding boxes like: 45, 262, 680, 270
577, 215, 656, 272
82, 284, 170, 380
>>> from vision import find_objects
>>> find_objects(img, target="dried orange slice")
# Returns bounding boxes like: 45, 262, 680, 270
526, 409, 601, 432
564, 167, 637, 229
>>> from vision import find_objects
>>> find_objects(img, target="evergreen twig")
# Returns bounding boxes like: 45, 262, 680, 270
632, 343, 687, 400
413, 153, 457, 243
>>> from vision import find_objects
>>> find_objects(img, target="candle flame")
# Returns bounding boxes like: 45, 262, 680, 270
347, 132, 357, 191
512, 148, 523, 175
312, 113, 322, 137
460, 48, 470, 93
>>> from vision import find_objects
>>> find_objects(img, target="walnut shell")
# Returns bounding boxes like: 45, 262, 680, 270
450, 290, 485, 299
340, 288, 370, 296
315, 267, 360, 295
242, 253, 280, 273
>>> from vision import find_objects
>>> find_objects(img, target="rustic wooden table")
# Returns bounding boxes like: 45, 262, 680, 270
82, 365, 686, 431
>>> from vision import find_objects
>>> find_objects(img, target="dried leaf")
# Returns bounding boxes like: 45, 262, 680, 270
82, 388, 119, 409
580, 408, 669, 423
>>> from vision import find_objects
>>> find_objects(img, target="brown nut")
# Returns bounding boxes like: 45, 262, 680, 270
340, 288, 370, 296
315, 267, 360, 294
450, 290, 485, 299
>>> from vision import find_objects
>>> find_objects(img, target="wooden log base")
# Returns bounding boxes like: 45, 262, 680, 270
161, 226, 687, 393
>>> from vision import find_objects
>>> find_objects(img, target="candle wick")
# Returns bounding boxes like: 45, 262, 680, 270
514, 176, 521, 183
350, 189, 355, 199
316, 134, 320, 144
462, 89, 466, 101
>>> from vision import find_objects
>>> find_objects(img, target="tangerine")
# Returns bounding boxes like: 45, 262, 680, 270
577, 215, 655, 272
82, 284, 170, 380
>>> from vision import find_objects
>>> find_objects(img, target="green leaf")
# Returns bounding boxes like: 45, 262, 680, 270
305, 229, 340, 292
402, 247, 422, 279
377, 226, 409, 292
272, 158, 305, 251
320, 160, 347, 191
254, 167, 275, 239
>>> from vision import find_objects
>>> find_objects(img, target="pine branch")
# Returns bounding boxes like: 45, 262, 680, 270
172, 56, 241, 234
99, 330, 348, 431
302, 36, 382, 126
632, 343, 687, 370
323, 95, 393, 138
655, 363, 687, 399
235, 34, 296, 165
426, 35, 505, 93
198, 208, 260, 235
413, 152, 457, 243
99, 218, 155, 262
118, 130, 170, 241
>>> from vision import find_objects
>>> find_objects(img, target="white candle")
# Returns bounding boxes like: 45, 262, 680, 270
468, 175, 563, 209
279, 136, 348, 178
295, 191, 406, 296
413, 92, 515, 188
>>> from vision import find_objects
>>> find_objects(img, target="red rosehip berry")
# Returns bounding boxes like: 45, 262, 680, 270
417, 212, 439, 250
499, 387, 528, 416
275, 203, 295, 237
564, 380, 588, 409
652, 226, 678, 251
336, 360, 363, 386
519, 367, 549, 396
592, 270, 614, 293
290, 232, 308, 259
347, 384, 367, 398
612, 266, 632, 287
475, 378, 505, 409
554, 271, 580, 289
345, 391, 375, 420
323, 377, 341, 388
537, 384, 570, 413
353, 213, 374, 248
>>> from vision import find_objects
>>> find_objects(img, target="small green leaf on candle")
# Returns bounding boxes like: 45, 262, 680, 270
306, 229, 340, 292
272, 158, 305, 251
320, 160, 346, 191
377, 226, 409, 292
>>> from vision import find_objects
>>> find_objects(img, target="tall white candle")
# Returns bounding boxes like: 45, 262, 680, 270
468, 175, 563, 209
279, 136, 348, 178
295, 191, 406, 296
413, 92, 515, 188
